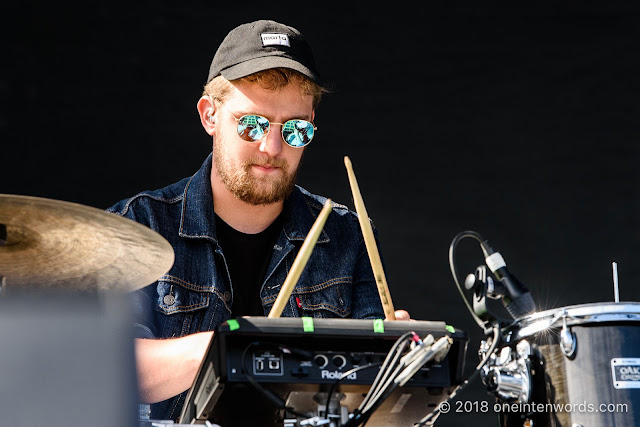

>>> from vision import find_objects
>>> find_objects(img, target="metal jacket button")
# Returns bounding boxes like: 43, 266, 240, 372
163, 294, 175, 306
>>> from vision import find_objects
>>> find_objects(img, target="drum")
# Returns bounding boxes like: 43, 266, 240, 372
485, 302, 640, 427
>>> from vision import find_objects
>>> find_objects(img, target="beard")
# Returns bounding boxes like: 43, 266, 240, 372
213, 130, 300, 205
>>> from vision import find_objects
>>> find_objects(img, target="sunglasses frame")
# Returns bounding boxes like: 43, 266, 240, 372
212, 97, 316, 148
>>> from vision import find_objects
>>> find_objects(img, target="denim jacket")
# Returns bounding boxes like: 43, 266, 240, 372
107, 153, 385, 420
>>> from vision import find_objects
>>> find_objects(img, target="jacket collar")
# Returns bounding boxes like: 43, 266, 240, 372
281, 186, 330, 244
179, 153, 218, 242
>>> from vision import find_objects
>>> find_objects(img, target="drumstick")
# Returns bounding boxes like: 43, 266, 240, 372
268, 199, 333, 318
344, 156, 396, 320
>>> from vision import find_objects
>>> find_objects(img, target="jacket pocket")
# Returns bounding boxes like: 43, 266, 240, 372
294, 276, 353, 318
155, 276, 211, 315
154, 276, 213, 338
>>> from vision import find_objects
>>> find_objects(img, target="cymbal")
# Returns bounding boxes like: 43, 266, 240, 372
0, 194, 174, 292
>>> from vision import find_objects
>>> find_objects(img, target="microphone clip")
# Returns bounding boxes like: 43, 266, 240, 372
464, 265, 508, 323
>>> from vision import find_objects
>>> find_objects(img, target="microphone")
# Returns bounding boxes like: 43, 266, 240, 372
479, 241, 536, 319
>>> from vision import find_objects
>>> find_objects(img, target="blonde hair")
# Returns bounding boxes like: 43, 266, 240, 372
203, 68, 326, 109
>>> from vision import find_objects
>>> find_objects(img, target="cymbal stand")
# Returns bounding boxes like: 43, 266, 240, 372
283, 391, 348, 427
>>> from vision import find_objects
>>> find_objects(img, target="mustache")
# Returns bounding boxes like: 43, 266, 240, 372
244, 157, 288, 169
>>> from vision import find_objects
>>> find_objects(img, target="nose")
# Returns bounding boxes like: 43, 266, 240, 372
258, 124, 283, 157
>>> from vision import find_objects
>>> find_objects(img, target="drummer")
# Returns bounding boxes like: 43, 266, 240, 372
108, 20, 410, 421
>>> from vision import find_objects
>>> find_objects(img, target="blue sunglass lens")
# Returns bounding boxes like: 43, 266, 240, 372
282, 120, 314, 147
237, 115, 270, 141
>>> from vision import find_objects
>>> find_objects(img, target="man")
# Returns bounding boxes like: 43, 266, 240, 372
108, 20, 409, 421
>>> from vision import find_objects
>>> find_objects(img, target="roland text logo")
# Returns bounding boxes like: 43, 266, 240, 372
321, 370, 356, 380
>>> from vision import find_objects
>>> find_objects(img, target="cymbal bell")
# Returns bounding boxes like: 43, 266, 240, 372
0, 194, 174, 292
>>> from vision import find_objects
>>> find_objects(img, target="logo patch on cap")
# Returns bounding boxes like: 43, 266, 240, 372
261, 33, 290, 47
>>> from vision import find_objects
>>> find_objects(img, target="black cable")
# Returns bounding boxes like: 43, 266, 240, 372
344, 366, 403, 427
322, 362, 382, 418
414, 324, 501, 426
240, 341, 308, 419
449, 230, 489, 329
356, 381, 399, 427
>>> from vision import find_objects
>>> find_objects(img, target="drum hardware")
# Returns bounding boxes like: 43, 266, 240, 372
612, 261, 620, 303
449, 230, 640, 426
449, 230, 536, 332
286, 392, 349, 427
428, 230, 539, 425
465, 265, 511, 324
559, 310, 576, 358
415, 324, 500, 426
480, 339, 532, 404
0, 194, 174, 292
510, 303, 640, 340
465, 265, 507, 300
485, 299, 640, 427
287, 412, 336, 426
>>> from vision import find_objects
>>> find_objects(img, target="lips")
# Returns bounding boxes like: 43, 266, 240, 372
251, 164, 279, 173
246, 158, 287, 173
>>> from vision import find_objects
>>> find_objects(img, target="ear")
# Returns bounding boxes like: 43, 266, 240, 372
197, 96, 217, 136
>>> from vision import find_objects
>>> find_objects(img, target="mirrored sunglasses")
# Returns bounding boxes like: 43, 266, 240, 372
232, 113, 316, 148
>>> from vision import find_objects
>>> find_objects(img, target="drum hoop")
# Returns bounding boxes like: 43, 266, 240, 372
506, 301, 640, 339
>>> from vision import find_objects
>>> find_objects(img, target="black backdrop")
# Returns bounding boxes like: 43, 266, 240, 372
4, 3, 640, 425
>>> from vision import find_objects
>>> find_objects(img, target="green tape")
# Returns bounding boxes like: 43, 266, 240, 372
445, 325, 455, 334
227, 319, 240, 331
373, 319, 385, 333
302, 317, 315, 332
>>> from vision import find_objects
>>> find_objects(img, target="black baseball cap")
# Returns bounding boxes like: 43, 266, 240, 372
207, 20, 321, 85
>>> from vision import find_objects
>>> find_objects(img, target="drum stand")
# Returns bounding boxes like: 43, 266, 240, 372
283, 391, 349, 427
465, 270, 533, 405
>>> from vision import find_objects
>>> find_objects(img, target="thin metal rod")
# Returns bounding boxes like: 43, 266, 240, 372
612, 262, 619, 303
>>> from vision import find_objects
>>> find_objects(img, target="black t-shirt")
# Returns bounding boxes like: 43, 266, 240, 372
215, 213, 283, 317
